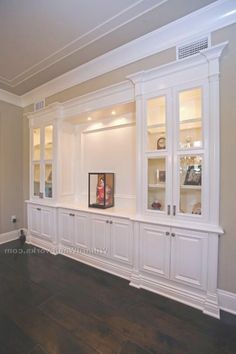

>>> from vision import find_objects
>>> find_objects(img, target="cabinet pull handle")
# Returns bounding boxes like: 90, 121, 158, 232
69, 213, 75, 217
166, 231, 170, 236
39, 192, 43, 199
37, 208, 41, 211
167, 205, 170, 215
110, 220, 113, 224
106, 220, 109, 223
173, 205, 176, 216
171, 232, 175, 237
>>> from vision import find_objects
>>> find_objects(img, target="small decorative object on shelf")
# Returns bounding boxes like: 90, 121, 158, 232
184, 165, 201, 186
151, 200, 162, 210
159, 170, 166, 183
88, 173, 114, 209
192, 202, 201, 215
157, 137, 166, 150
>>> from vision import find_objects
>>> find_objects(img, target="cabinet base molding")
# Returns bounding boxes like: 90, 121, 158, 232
130, 273, 220, 318
27, 234, 58, 255
218, 289, 236, 316
0, 229, 20, 245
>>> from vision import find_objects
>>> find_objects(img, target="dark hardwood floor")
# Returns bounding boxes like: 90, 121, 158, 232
0, 240, 235, 354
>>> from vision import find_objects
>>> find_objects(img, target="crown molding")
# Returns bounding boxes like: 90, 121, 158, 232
0, 88, 23, 107
21, 0, 236, 107
0, 0, 235, 108
0, 0, 167, 87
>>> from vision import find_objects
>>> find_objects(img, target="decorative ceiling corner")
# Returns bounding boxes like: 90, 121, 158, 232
0, 0, 218, 96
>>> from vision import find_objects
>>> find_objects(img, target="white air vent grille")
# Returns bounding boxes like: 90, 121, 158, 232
177, 37, 209, 60
34, 99, 45, 112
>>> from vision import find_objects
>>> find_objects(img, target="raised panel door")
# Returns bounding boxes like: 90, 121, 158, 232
110, 218, 132, 265
170, 228, 207, 289
91, 215, 109, 258
29, 205, 41, 237
40, 207, 54, 242
59, 210, 75, 247
74, 213, 89, 250
140, 223, 170, 278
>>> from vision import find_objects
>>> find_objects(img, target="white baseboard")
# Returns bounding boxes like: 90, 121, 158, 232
0, 229, 19, 244
218, 289, 236, 316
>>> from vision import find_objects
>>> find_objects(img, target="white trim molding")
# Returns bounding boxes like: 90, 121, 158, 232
218, 289, 236, 315
0, 89, 23, 107
0, 230, 20, 245
20, 0, 236, 107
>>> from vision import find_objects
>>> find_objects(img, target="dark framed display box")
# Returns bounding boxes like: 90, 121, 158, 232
88, 173, 115, 209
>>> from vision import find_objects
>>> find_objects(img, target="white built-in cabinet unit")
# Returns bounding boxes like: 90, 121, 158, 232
26, 42, 227, 318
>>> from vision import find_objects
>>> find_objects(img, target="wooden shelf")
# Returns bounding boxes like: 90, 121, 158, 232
180, 185, 201, 190
148, 183, 166, 189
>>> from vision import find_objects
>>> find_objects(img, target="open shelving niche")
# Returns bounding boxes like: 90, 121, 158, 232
62, 100, 137, 213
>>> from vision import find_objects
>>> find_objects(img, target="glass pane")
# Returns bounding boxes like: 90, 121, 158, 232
147, 96, 166, 151
179, 156, 202, 215
33, 128, 40, 160
148, 158, 166, 211
45, 125, 53, 160
179, 88, 202, 149
45, 163, 53, 198
33, 164, 40, 197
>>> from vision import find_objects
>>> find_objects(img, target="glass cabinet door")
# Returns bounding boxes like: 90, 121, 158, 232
178, 155, 202, 216
178, 88, 203, 150
31, 124, 54, 199
147, 96, 167, 151
147, 157, 167, 212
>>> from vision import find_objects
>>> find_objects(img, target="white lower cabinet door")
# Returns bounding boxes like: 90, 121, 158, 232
74, 212, 90, 250
170, 228, 208, 289
58, 210, 75, 247
110, 218, 133, 265
140, 223, 170, 278
40, 207, 55, 242
91, 215, 110, 258
29, 205, 41, 237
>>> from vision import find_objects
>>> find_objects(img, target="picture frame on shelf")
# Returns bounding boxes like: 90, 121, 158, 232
184, 165, 201, 186
157, 137, 166, 150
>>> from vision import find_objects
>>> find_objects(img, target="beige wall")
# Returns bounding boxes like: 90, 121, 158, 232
212, 24, 236, 293
0, 101, 25, 235
23, 23, 236, 293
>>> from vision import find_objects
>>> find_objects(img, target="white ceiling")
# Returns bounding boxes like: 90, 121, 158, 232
0, 0, 216, 95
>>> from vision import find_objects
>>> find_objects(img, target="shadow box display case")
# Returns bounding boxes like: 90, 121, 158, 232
88, 173, 115, 209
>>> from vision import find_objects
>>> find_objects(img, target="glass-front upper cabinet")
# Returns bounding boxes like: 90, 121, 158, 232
173, 85, 206, 219
144, 84, 207, 221
145, 92, 171, 215
31, 124, 54, 200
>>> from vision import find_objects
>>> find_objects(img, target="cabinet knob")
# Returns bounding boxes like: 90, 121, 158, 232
110, 220, 113, 224
106, 220, 109, 223
69, 213, 75, 217
171, 232, 175, 237
37, 208, 41, 211
166, 231, 170, 236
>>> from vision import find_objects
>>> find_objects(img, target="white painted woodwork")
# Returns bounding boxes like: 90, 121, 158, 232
28, 204, 55, 243
91, 214, 110, 258
110, 217, 133, 265
74, 213, 90, 250
140, 223, 170, 278
58, 209, 74, 247
26, 42, 227, 318
170, 228, 207, 289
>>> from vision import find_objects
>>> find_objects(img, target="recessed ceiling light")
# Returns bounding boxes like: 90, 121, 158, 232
87, 117, 92, 121
111, 110, 116, 115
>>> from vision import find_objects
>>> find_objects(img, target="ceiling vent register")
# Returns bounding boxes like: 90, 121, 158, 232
177, 37, 209, 60
34, 99, 45, 112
